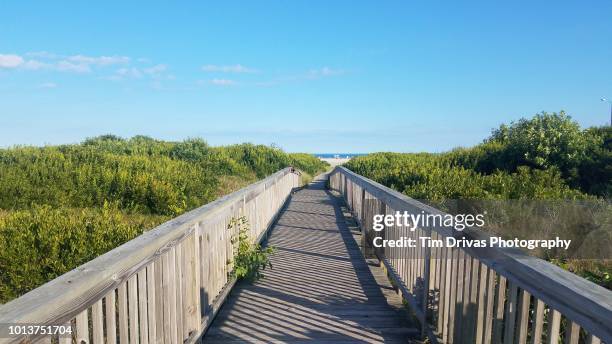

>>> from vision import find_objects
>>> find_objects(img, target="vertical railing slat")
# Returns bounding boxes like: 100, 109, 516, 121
128, 274, 140, 344
504, 282, 519, 343
493, 275, 507, 343
137, 270, 149, 344
564, 321, 580, 344
118, 282, 129, 343
91, 300, 104, 344
146, 263, 157, 344
483, 269, 496, 344
154, 258, 165, 342
75, 309, 89, 344
547, 309, 561, 344
105, 290, 117, 344
475, 264, 488, 344
530, 299, 545, 344
516, 290, 531, 344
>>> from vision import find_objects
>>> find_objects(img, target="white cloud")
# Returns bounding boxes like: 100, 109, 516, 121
105, 64, 170, 81
307, 67, 344, 78
67, 55, 130, 66
1, 52, 132, 73
25, 51, 60, 59
116, 67, 143, 78
22, 60, 48, 70
37, 82, 57, 89
144, 64, 167, 75
210, 78, 236, 86
0, 54, 24, 68
56, 60, 91, 73
202, 64, 257, 73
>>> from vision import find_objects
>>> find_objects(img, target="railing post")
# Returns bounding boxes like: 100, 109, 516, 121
360, 188, 367, 253
422, 227, 431, 339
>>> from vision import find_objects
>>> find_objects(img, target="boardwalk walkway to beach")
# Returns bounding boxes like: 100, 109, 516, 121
2, 167, 609, 344
204, 176, 418, 343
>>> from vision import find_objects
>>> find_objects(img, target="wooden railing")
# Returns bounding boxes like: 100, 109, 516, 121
0, 167, 300, 344
329, 166, 611, 344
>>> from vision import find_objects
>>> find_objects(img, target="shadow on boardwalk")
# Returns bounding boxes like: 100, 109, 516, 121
203, 176, 419, 343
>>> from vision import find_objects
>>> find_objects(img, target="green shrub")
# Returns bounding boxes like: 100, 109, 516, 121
227, 217, 275, 282
446, 112, 611, 197
0, 136, 327, 302
0, 204, 164, 303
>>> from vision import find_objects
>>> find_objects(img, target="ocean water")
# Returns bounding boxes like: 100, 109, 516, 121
314, 153, 366, 159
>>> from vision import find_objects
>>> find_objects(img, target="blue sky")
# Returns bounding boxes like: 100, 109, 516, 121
1, 1, 611, 152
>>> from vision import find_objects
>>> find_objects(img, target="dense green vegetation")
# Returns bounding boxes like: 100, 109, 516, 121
0, 136, 328, 303
346, 112, 611, 288
347, 112, 610, 202
227, 217, 275, 282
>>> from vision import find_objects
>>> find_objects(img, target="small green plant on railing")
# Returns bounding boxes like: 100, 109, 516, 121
227, 216, 275, 282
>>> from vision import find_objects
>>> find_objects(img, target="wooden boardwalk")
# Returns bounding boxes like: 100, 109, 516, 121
3, 168, 608, 344
204, 176, 418, 343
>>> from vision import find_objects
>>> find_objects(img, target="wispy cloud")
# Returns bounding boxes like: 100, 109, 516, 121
37, 82, 57, 89
105, 64, 172, 82
209, 78, 237, 86
67, 55, 129, 66
202, 64, 258, 73
0, 54, 25, 68
25, 51, 60, 59
56, 60, 91, 73
0, 52, 130, 73
22, 60, 48, 70
144, 64, 167, 74
306, 67, 344, 79
3, 52, 345, 92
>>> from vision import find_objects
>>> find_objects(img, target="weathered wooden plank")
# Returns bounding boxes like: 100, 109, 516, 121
453, 249, 466, 343
75, 309, 89, 344
105, 290, 117, 344
564, 321, 580, 344
504, 282, 519, 344
530, 299, 545, 344
118, 282, 129, 343
547, 309, 561, 344
137, 270, 149, 344
91, 300, 104, 344
128, 274, 139, 344
517, 290, 531, 344
482, 270, 496, 344
177, 240, 187, 340
446, 248, 458, 343
464, 256, 479, 343
492, 275, 507, 344
187, 229, 202, 336
443, 247, 453, 343
475, 264, 488, 344
469, 258, 480, 330
437, 245, 449, 336
164, 249, 177, 344
146, 263, 157, 344
154, 257, 164, 343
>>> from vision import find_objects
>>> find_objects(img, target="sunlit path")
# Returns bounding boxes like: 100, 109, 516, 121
204, 175, 418, 343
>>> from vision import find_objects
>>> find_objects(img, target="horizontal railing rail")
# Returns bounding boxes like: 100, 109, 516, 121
0, 167, 300, 344
329, 166, 611, 344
